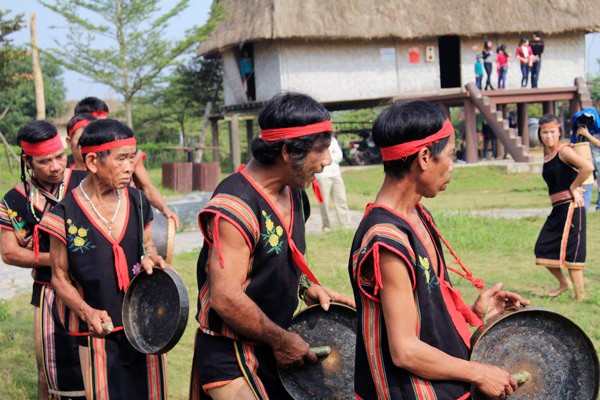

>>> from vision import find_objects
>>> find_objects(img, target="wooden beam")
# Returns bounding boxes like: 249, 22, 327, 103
463, 100, 478, 163
517, 103, 529, 148
245, 119, 254, 162
211, 119, 220, 163
229, 115, 241, 171
542, 101, 555, 116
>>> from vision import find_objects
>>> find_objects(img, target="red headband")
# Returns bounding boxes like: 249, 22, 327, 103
90, 111, 108, 118
260, 120, 332, 142
21, 134, 64, 157
380, 119, 454, 161
80, 137, 137, 154
68, 119, 92, 138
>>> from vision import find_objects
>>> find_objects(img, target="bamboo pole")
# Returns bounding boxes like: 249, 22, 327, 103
30, 13, 46, 120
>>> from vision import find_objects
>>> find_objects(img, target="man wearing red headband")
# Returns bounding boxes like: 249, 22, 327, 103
74, 96, 180, 228
348, 101, 528, 400
0, 121, 87, 399
40, 119, 168, 399
66, 113, 97, 170
190, 92, 354, 400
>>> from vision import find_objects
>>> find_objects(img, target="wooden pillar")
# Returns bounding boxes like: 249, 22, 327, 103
517, 103, 529, 148
463, 100, 478, 163
497, 104, 506, 159
246, 119, 254, 162
569, 99, 581, 122
229, 115, 241, 172
211, 119, 220, 163
543, 101, 555, 116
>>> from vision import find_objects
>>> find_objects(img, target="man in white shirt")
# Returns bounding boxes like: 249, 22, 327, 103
315, 135, 351, 230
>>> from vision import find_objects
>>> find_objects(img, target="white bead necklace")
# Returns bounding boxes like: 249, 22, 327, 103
79, 179, 122, 237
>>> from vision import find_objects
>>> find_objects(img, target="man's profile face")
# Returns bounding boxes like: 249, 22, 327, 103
421, 133, 455, 198
289, 137, 332, 189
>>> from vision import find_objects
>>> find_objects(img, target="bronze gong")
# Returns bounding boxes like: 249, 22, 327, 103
151, 211, 176, 264
122, 267, 189, 354
279, 303, 357, 400
470, 306, 599, 399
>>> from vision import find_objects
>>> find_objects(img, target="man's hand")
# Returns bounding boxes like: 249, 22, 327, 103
140, 254, 169, 274
272, 331, 317, 368
471, 362, 518, 399
163, 209, 180, 230
472, 283, 529, 321
81, 305, 113, 338
303, 285, 356, 310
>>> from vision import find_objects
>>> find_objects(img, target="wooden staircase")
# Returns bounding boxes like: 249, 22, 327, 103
465, 83, 530, 162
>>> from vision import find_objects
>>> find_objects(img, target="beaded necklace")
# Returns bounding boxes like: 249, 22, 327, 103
29, 180, 65, 223
79, 179, 122, 237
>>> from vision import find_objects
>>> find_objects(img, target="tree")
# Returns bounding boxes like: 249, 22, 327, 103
39, 0, 225, 129
132, 55, 222, 143
0, 56, 66, 142
0, 9, 27, 91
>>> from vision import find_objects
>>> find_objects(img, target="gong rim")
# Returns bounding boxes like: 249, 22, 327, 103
165, 217, 176, 264
279, 303, 357, 400
122, 267, 189, 354
470, 306, 599, 400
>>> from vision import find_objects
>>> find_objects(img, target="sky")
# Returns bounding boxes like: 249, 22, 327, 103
9, 0, 212, 100
7, 2, 600, 100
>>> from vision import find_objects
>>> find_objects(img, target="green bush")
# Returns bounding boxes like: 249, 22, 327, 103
137, 142, 189, 168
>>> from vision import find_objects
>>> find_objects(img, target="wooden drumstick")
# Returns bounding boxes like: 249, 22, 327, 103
512, 371, 531, 386
101, 322, 114, 333
310, 346, 331, 358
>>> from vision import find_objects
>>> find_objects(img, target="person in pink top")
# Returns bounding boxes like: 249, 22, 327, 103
496, 44, 510, 89
515, 38, 533, 87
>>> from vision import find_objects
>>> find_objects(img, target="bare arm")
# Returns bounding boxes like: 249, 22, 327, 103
1, 228, 50, 267
207, 216, 316, 367
378, 248, 516, 399
559, 145, 594, 207
139, 225, 169, 273
132, 160, 180, 229
49, 235, 112, 337
577, 126, 600, 148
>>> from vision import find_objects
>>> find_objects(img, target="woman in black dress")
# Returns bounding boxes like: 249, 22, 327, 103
534, 115, 593, 301
482, 39, 494, 90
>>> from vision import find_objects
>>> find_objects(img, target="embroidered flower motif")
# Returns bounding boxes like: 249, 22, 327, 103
67, 222, 95, 253
7, 209, 17, 219
132, 263, 141, 275
417, 254, 439, 293
261, 210, 285, 254
269, 233, 279, 247
265, 219, 274, 232
67, 219, 72, 224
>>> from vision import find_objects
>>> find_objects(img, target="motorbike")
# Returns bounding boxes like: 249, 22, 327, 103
346, 132, 382, 165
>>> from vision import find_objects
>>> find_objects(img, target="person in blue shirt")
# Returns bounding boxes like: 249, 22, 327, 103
570, 108, 600, 210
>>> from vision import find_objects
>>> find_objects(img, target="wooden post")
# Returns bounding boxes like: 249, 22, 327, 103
463, 100, 478, 163
246, 119, 254, 162
517, 103, 529, 148
211, 119, 220, 163
229, 115, 241, 171
30, 13, 45, 120
543, 101, 555, 116
497, 104, 506, 159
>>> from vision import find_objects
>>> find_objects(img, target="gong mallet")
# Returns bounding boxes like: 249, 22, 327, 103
101, 322, 114, 333
310, 346, 332, 359
512, 371, 531, 386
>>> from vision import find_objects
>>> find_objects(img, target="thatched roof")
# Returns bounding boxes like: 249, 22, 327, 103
199, 0, 600, 54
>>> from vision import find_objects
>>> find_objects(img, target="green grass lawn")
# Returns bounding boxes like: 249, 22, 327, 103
1, 163, 600, 398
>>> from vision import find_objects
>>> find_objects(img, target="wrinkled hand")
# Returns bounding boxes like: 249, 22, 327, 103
303, 285, 356, 310
570, 186, 586, 208
471, 362, 518, 399
82, 306, 113, 338
140, 254, 170, 274
473, 283, 529, 321
272, 331, 316, 368
163, 209, 180, 230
